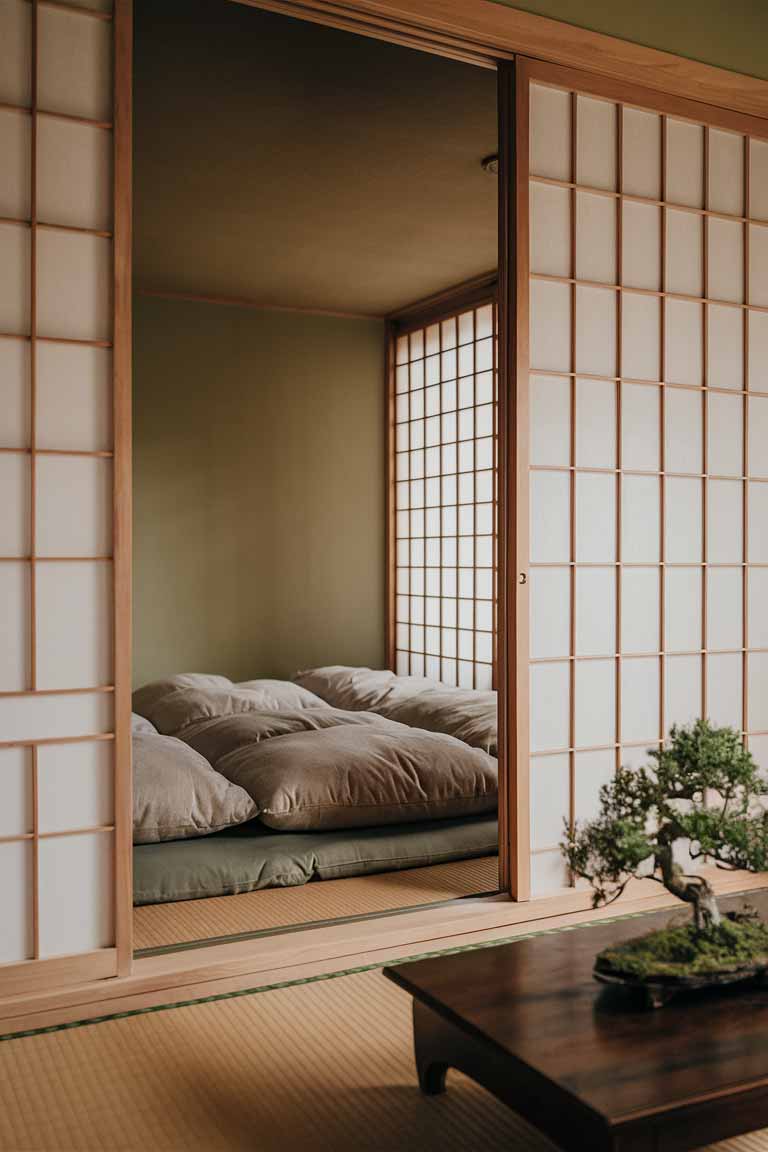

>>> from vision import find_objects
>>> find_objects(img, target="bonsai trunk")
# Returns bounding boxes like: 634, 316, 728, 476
656, 845, 722, 931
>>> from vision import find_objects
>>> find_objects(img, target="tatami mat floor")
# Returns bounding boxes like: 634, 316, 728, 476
1, 966, 767, 1151
133, 855, 500, 950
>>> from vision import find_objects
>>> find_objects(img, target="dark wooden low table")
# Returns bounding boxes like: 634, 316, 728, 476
384, 890, 768, 1152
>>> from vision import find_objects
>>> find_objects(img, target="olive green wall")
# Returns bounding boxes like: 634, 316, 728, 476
132, 296, 386, 687
497, 0, 768, 80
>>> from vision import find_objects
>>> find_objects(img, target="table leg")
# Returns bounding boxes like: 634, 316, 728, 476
413, 1000, 449, 1095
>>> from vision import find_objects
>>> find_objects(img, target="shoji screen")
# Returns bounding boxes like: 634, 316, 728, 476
520, 60, 768, 896
390, 300, 498, 690
0, 0, 130, 991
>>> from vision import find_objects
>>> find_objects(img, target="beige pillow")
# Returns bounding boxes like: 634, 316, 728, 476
378, 689, 498, 756
133, 675, 329, 736
293, 666, 435, 711
132, 732, 256, 844
215, 723, 497, 831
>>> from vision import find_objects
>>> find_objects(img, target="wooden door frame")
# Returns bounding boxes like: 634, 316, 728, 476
6, 0, 760, 1022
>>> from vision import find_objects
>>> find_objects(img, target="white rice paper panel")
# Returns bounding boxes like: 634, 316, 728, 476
36, 343, 112, 451
621, 657, 659, 745
530, 374, 570, 466
621, 475, 660, 564
575, 377, 615, 468
749, 225, 768, 307
0, 107, 30, 218
665, 209, 702, 298
707, 304, 743, 391
665, 387, 702, 475
36, 230, 112, 341
531, 849, 570, 895
0, 0, 31, 106
749, 396, 768, 477
621, 743, 657, 771
621, 568, 659, 654
707, 652, 743, 730
530, 279, 571, 372
530, 84, 571, 182
749, 735, 768, 773
38, 832, 114, 958
665, 654, 702, 728
530, 662, 570, 753
0, 222, 30, 334
576, 191, 616, 284
0, 339, 29, 448
38, 5, 112, 123
750, 139, 768, 222
0, 562, 28, 690
574, 659, 615, 749
666, 119, 704, 208
708, 217, 744, 304
622, 293, 660, 382
708, 129, 744, 217
665, 299, 703, 386
36, 456, 112, 557
665, 477, 702, 563
707, 479, 743, 564
0, 453, 30, 556
749, 482, 768, 563
0, 693, 112, 744
622, 107, 661, 200
665, 567, 702, 652
575, 473, 615, 563
530, 470, 570, 563
708, 393, 743, 477
748, 653, 768, 732
621, 201, 661, 291
574, 567, 615, 657
0, 747, 32, 838
36, 562, 112, 689
749, 568, 768, 650
37, 740, 113, 834
530, 568, 570, 660
621, 382, 659, 470
575, 285, 616, 378
37, 117, 112, 231
530, 754, 569, 851
530, 182, 570, 277
0, 841, 33, 964
576, 95, 616, 191
574, 749, 614, 824
707, 567, 742, 652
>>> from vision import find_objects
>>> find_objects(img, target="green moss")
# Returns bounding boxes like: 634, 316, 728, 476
596, 911, 768, 982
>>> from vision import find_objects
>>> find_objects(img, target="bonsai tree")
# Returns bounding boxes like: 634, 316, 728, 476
563, 720, 768, 933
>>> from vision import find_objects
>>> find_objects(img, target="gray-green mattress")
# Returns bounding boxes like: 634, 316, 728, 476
133, 814, 498, 905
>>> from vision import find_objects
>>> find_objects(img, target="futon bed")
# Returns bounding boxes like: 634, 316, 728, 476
132, 669, 498, 905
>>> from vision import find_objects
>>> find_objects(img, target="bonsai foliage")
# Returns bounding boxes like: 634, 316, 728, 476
563, 720, 768, 931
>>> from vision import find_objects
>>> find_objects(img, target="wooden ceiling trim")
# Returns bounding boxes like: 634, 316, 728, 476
235, 0, 768, 122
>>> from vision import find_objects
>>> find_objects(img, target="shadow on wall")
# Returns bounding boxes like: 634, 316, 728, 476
132, 294, 386, 687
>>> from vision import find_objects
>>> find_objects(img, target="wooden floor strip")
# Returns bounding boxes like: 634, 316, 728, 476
133, 856, 500, 951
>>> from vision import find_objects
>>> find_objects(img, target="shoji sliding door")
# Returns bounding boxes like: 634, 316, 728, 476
0, 0, 131, 994
516, 58, 768, 896
389, 292, 498, 691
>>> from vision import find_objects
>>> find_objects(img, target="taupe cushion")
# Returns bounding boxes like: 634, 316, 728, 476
131, 711, 158, 735
132, 732, 257, 844
214, 723, 497, 831
294, 666, 497, 754
294, 666, 435, 712
132, 674, 329, 737
183, 706, 394, 766
377, 690, 498, 756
